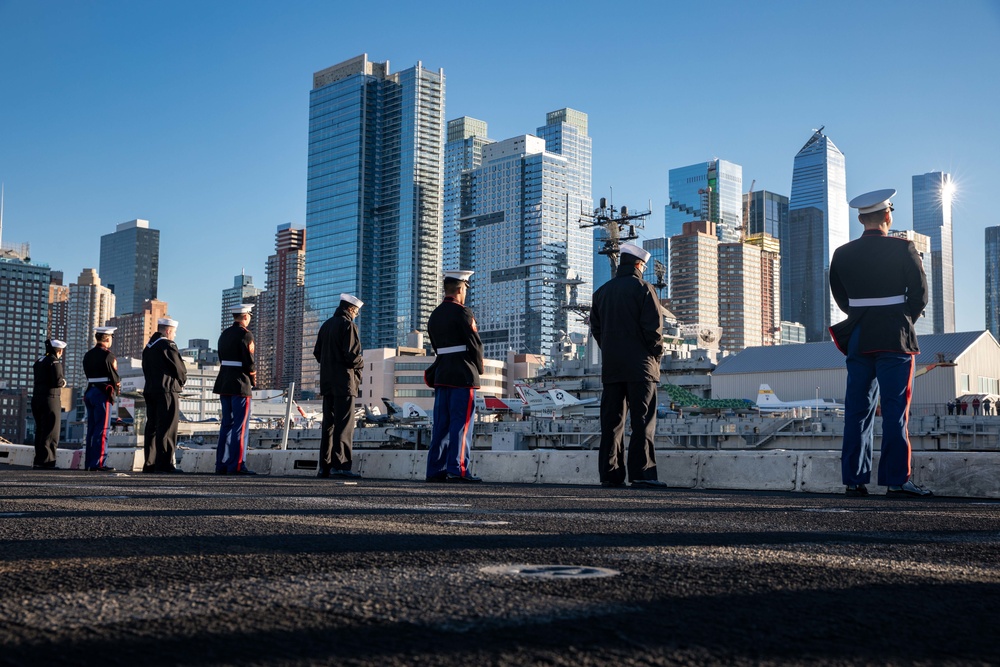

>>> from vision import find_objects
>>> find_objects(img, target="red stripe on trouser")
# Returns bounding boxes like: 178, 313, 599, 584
236, 398, 251, 468
458, 392, 473, 476
903, 356, 914, 479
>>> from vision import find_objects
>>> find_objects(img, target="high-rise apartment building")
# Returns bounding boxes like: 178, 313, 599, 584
255, 224, 306, 394
0, 257, 50, 390
65, 269, 115, 389
888, 229, 935, 336
912, 171, 955, 334
744, 190, 789, 239
108, 299, 169, 360
987, 226, 1000, 342
220, 273, 260, 334
456, 109, 593, 359
444, 117, 491, 271
666, 160, 743, 244
784, 128, 848, 342
305, 54, 445, 357
719, 242, 763, 353
669, 221, 719, 331
745, 233, 782, 347
99, 219, 159, 317
48, 270, 69, 342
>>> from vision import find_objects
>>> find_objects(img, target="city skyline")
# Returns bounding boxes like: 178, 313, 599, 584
1, 1, 998, 343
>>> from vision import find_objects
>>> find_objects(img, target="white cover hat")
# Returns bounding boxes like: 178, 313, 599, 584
230, 304, 254, 314
849, 188, 896, 215
95, 326, 117, 335
620, 242, 651, 263
157, 317, 179, 327
444, 270, 474, 283
50, 339, 67, 349
340, 293, 364, 308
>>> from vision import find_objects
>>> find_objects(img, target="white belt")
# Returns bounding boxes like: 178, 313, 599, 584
437, 345, 467, 355
87, 377, 109, 383
220, 360, 243, 367
849, 295, 906, 307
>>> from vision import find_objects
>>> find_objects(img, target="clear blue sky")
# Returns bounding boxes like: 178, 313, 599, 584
1, 0, 998, 344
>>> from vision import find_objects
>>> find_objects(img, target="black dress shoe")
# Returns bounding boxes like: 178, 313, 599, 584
232, 468, 257, 476
87, 465, 116, 472
601, 481, 626, 488
631, 479, 668, 488
317, 469, 331, 479
333, 469, 362, 479
142, 466, 157, 474
32, 463, 57, 470
426, 472, 448, 483
214, 469, 227, 476
157, 467, 185, 474
845, 484, 869, 497
445, 473, 482, 483
886, 481, 933, 498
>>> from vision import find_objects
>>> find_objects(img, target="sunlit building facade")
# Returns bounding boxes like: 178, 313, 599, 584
255, 224, 306, 395
65, 269, 115, 389
0, 257, 49, 390
666, 159, 743, 244
913, 171, 955, 334
784, 128, 848, 342
99, 219, 159, 317
669, 221, 719, 330
444, 117, 491, 271
305, 54, 445, 361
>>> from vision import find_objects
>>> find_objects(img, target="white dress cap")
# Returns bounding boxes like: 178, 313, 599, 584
444, 270, 474, 282
620, 242, 651, 264
95, 326, 117, 335
340, 293, 364, 308
157, 317, 179, 327
230, 304, 254, 314
849, 188, 896, 215
50, 339, 67, 349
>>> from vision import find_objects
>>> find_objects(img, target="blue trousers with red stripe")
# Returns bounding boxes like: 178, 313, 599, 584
842, 326, 915, 486
84, 386, 112, 469
427, 387, 476, 478
216, 395, 251, 473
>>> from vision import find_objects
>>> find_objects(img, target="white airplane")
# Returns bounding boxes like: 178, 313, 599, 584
474, 395, 519, 415
755, 384, 843, 412
514, 384, 596, 417
382, 398, 430, 423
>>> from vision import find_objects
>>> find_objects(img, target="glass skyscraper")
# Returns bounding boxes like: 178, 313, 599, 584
305, 54, 445, 355
0, 257, 49, 390
444, 117, 491, 271
744, 190, 789, 239
912, 171, 955, 334
784, 128, 848, 342
641, 237, 668, 295
457, 109, 593, 359
987, 226, 1000, 341
665, 159, 743, 244
99, 219, 159, 317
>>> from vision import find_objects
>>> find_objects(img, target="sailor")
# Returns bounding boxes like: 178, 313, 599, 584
830, 188, 932, 497
31, 339, 67, 469
141, 317, 188, 473
424, 270, 484, 483
313, 293, 364, 479
213, 304, 257, 475
590, 242, 665, 488
82, 326, 121, 472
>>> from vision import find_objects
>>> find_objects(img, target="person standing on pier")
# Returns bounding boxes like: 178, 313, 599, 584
830, 188, 932, 498
31, 339, 67, 469
590, 243, 665, 488
82, 327, 120, 472
313, 293, 364, 479
214, 304, 257, 475
424, 270, 484, 483
141, 317, 187, 473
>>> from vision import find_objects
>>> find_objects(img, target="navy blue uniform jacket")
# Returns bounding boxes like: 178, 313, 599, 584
313, 306, 363, 397
142, 332, 188, 395
82, 347, 120, 399
213, 324, 255, 396
426, 297, 485, 389
829, 229, 928, 355
590, 263, 663, 383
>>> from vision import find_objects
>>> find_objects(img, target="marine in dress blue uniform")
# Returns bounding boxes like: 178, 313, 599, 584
141, 317, 188, 473
590, 243, 666, 488
32, 339, 67, 469
213, 304, 257, 475
425, 270, 484, 483
313, 293, 364, 479
82, 327, 120, 471
829, 188, 932, 497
